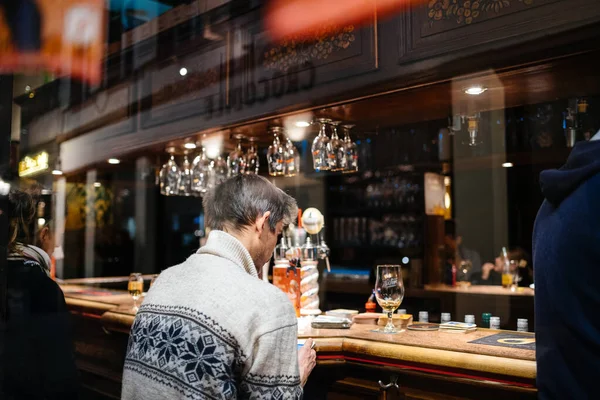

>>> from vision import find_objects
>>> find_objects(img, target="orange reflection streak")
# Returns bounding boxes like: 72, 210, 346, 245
265, 0, 425, 41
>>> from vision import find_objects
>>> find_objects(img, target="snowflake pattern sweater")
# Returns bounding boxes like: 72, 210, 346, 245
122, 230, 302, 400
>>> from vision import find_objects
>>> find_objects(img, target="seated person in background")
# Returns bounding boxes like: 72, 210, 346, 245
444, 220, 482, 283
470, 247, 529, 286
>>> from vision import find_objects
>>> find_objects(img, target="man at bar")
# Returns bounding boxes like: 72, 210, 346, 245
122, 174, 316, 399
533, 128, 600, 399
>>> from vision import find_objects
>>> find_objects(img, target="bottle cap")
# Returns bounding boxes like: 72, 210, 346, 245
482, 312, 492, 319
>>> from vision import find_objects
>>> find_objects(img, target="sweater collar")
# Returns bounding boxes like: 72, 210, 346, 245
197, 230, 258, 278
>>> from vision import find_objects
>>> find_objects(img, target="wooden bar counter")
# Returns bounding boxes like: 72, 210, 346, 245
61, 284, 536, 399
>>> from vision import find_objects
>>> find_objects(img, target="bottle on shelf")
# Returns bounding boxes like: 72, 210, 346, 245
501, 247, 512, 289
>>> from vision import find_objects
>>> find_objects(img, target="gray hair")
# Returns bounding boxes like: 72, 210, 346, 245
203, 174, 298, 233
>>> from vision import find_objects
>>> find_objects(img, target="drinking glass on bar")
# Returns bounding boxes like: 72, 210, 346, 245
128, 273, 144, 311
245, 138, 260, 174
312, 118, 331, 172
327, 121, 346, 171
228, 136, 247, 176
267, 127, 285, 176
374, 265, 405, 334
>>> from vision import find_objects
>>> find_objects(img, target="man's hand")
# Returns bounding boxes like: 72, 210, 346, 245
482, 263, 495, 280
298, 338, 317, 387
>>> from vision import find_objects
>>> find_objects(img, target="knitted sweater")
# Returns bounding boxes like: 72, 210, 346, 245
122, 231, 302, 400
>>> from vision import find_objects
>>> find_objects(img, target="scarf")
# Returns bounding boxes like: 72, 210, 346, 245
9, 243, 52, 277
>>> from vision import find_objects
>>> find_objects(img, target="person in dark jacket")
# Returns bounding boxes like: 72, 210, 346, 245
533, 133, 600, 399
2, 189, 79, 400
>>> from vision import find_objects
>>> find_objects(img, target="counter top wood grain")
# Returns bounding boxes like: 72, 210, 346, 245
61, 285, 536, 386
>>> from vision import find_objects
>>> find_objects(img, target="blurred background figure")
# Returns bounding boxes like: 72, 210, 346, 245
444, 220, 482, 284
4, 189, 79, 400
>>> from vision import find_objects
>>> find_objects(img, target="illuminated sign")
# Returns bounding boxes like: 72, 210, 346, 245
19, 152, 49, 177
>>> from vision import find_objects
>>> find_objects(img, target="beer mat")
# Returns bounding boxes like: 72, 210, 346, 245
407, 323, 439, 331
469, 332, 535, 350
63, 288, 124, 297
440, 321, 477, 330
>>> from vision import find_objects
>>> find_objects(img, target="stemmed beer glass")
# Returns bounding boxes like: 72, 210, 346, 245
128, 272, 144, 312
374, 265, 405, 333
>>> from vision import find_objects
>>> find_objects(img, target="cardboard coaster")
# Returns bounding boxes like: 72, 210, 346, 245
407, 323, 439, 331
469, 332, 535, 350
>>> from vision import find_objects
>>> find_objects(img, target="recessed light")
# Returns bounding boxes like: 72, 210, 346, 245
465, 86, 487, 95
179, 67, 188, 76
52, 169, 63, 176
295, 121, 310, 128
94, 182, 102, 187
108, 158, 120, 165
402, 257, 410, 265
502, 162, 514, 168
184, 142, 197, 150
38, 218, 46, 227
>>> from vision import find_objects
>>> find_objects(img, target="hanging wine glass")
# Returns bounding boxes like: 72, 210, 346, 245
178, 153, 193, 196
213, 156, 228, 186
245, 138, 260, 174
312, 118, 331, 172
284, 135, 300, 177
192, 147, 212, 196
342, 124, 359, 173
267, 127, 285, 176
327, 121, 346, 171
228, 135, 247, 176
160, 150, 181, 196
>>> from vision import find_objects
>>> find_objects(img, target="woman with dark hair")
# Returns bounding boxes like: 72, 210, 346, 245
3, 189, 79, 399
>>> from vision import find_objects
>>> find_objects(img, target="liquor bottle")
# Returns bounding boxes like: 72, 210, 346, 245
501, 247, 512, 288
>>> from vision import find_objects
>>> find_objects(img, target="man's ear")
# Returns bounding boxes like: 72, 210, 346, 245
40, 226, 50, 241
256, 211, 271, 235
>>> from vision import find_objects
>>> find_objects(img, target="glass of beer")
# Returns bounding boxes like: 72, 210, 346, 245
128, 273, 144, 311
374, 265, 405, 334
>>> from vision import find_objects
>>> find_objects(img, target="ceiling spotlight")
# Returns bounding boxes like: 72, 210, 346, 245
179, 67, 188, 76
184, 142, 197, 150
502, 162, 514, 168
465, 86, 487, 95
108, 158, 120, 165
94, 182, 102, 187
295, 121, 310, 128
52, 169, 63, 176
